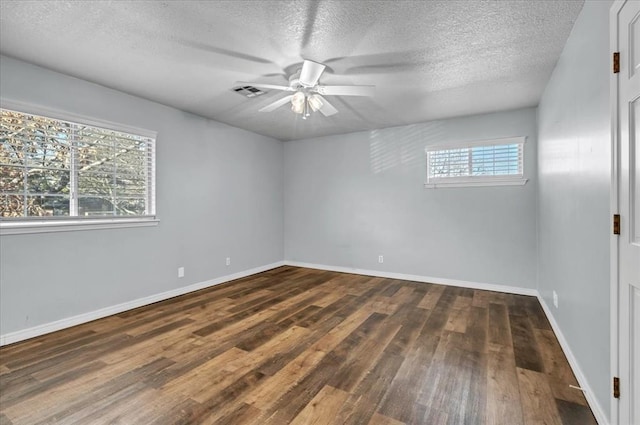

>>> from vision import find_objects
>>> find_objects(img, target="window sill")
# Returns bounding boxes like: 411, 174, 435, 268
424, 178, 528, 189
0, 217, 160, 235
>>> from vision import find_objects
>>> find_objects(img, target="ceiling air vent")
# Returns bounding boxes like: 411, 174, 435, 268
233, 85, 266, 98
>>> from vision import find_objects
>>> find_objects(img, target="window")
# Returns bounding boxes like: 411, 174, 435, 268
0, 106, 157, 233
425, 136, 527, 188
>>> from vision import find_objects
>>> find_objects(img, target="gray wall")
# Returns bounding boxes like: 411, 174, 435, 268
0, 56, 284, 335
537, 0, 612, 418
284, 108, 538, 289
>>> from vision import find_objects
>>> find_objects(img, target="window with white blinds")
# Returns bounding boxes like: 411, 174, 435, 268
0, 107, 156, 223
425, 137, 527, 188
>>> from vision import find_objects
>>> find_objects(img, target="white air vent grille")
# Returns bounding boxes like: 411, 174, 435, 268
233, 86, 266, 98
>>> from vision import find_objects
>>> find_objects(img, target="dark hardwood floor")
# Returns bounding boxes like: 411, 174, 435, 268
0, 266, 597, 424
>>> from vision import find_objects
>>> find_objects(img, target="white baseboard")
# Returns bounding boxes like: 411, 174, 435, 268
537, 295, 609, 425
0, 261, 285, 347
284, 260, 538, 296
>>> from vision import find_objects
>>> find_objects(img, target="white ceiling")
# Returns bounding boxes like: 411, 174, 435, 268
0, 1, 584, 141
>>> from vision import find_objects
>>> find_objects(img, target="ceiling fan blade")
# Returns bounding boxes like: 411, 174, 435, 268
315, 85, 375, 97
236, 82, 293, 91
301, 1, 320, 50
314, 95, 338, 117
175, 39, 278, 67
259, 95, 294, 112
299, 60, 326, 87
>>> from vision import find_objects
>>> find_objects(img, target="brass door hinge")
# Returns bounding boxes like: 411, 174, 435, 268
613, 376, 620, 398
613, 52, 620, 74
614, 214, 621, 235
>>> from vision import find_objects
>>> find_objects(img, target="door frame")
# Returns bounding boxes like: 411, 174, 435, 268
610, 1, 625, 424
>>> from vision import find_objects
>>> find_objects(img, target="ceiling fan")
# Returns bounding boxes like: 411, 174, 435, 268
236, 59, 375, 119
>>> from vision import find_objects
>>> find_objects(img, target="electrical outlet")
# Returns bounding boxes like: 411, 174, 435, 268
378, 255, 384, 264
553, 290, 558, 308
178, 267, 185, 278
226, 257, 231, 266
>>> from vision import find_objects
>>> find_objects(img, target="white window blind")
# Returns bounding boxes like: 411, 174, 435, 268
425, 137, 527, 188
0, 108, 156, 220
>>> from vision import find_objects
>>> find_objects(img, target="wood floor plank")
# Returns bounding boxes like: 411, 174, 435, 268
472, 289, 492, 308
0, 361, 107, 408
517, 368, 562, 425
417, 284, 445, 309
244, 347, 326, 410
217, 326, 311, 385
471, 290, 511, 308
1, 330, 98, 368
334, 350, 405, 425
453, 294, 473, 310
243, 307, 374, 409
379, 280, 403, 297
148, 398, 204, 425
289, 385, 350, 425
486, 344, 524, 425
0, 267, 595, 425
108, 387, 187, 424
260, 313, 390, 424
207, 402, 262, 425
327, 315, 401, 393
310, 289, 348, 308
525, 297, 552, 331
62, 382, 152, 425
444, 306, 469, 333
382, 298, 432, 357
256, 315, 344, 377
368, 412, 405, 425
189, 370, 268, 424
555, 398, 598, 425
488, 302, 512, 347
158, 347, 247, 401
13, 358, 175, 425
377, 335, 439, 423
1, 354, 165, 423
419, 340, 486, 424
534, 328, 578, 384
509, 309, 544, 372
2, 337, 136, 401
421, 285, 457, 335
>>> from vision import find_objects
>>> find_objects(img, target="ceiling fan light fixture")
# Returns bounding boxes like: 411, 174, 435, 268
291, 91, 306, 114
308, 95, 323, 112
291, 103, 304, 114
291, 91, 305, 105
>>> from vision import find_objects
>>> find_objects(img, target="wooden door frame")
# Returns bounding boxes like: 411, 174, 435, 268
609, 1, 625, 424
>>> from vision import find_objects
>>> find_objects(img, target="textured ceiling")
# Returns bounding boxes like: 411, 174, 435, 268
0, 1, 584, 141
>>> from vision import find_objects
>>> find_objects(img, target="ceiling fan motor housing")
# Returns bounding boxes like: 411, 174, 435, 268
288, 71, 301, 89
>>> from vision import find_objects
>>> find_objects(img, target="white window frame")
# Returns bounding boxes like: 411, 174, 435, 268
0, 100, 159, 235
424, 136, 528, 189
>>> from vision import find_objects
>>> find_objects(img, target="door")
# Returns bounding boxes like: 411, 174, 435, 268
614, 0, 640, 423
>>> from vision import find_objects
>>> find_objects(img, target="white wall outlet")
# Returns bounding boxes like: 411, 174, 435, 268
378, 255, 384, 264
178, 267, 185, 278
553, 290, 558, 308
226, 257, 231, 266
